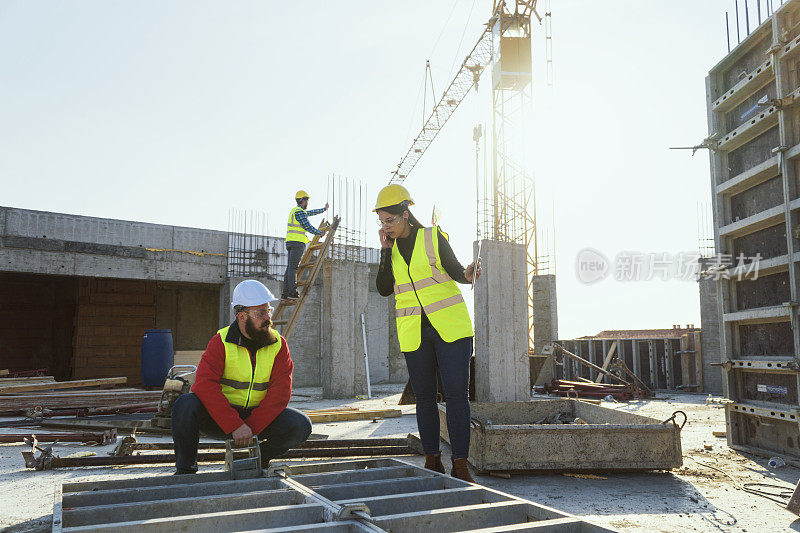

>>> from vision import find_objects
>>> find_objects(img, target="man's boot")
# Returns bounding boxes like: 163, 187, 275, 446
424, 453, 445, 474
450, 457, 475, 483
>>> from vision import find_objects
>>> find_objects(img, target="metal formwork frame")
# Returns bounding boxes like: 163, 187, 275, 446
706, 0, 800, 461
53, 458, 612, 532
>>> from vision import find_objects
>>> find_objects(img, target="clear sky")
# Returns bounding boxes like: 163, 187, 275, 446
0, 1, 742, 338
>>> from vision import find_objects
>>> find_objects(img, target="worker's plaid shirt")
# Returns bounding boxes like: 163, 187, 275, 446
294, 207, 325, 236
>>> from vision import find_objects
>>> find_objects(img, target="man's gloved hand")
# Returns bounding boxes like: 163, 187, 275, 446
231, 423, 253, 447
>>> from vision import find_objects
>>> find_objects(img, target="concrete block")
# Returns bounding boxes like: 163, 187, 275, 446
474, 239, 530, 402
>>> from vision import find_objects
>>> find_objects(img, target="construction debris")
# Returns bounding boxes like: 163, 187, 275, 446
535, 379, 647, 401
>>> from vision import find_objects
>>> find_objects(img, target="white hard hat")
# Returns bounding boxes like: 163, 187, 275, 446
231, 280, 279, 308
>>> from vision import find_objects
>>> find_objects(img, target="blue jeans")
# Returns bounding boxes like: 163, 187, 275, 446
283, 241, 306, 295
171, 393, 312, 473
404, 326, 473, 459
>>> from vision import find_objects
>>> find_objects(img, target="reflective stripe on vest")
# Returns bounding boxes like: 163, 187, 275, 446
286, 206, 310, 244
218, 326, 282, 409
391, 227, 473, 352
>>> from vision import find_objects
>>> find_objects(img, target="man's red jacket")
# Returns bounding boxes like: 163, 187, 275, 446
191, 322, 293, 435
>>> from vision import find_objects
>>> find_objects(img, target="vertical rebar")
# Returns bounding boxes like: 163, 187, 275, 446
745, 0, 750, 34
736, 0, 741, 43
726, 12, 731, 53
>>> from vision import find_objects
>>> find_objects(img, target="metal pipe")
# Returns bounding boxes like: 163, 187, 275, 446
758, 0, 762, 25
124, 438, 410, 452
361, 313, 372, 399
26, 447, 416, 469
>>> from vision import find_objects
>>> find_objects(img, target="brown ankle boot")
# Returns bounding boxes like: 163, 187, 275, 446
450, 457, 475, 483
424, 453, 445, 474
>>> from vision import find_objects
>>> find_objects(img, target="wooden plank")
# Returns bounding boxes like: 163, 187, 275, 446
0, 376, 56, 385
0, 377, 127, 394
0, 369, 8, 376
304, 409, 402, 423
594, 341, 618, 383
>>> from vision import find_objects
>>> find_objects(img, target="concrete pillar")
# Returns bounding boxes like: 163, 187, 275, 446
632, 341, 641, 381
588, 341, 596, 381
699, 277, 723, 394
532, 274, 558, 385
321, 260, 369, 399
474, 239, 530, 402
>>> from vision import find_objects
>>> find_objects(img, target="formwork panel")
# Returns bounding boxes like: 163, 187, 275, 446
54, 458, 612, 533
734, 272, 791, 309
729, 175, 784, 221
738, 369, 798, 405
729, 409, 800, 457
738, 322, 794, 357
731, 223, 787, 261
725, 126, 780, 178
439, 400, 682, 472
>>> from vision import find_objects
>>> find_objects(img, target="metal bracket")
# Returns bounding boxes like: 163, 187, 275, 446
334, 503, 371, 521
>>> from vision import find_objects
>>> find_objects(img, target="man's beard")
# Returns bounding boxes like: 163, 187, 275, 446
244, 316, 276, 345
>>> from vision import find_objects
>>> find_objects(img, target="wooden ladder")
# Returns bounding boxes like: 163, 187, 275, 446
272, 216, 340, 340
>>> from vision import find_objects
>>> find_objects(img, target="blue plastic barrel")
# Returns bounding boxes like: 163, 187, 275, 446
141, 329, 174, 387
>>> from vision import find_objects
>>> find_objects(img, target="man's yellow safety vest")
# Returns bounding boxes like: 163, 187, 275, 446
286, 206, 310, 244
218, 326, 282, 409
391, 226, 473, 352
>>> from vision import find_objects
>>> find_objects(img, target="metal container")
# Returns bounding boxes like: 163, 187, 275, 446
439, 399, 683, 472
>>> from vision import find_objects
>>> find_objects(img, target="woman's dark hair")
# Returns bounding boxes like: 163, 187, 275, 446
380, 201, 424, 230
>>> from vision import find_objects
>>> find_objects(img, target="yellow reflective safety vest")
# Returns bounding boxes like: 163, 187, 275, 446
286, 206, 309, 244
218, 326, 282, 409
392, 226, 473, 352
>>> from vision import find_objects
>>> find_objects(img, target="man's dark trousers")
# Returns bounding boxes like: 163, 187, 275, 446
283, 241, 306, 296
171, 393, 312, 474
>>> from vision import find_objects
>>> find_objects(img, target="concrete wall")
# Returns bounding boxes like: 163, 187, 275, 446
0, 206, 227, 284
155, 282, 220, 352
474, 239, 530, 401
72, 278, 156, 385
699, 277, 723, 395
532, 274, 558, 385
321, 260, 370, 398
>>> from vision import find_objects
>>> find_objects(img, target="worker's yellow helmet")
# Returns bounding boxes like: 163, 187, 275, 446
373, 184, 414, 212
295, 190, 309, 200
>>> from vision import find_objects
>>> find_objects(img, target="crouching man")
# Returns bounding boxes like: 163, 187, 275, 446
172, 279, 312, 474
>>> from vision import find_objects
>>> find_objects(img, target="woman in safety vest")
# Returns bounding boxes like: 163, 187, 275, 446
374, 184, 481, 482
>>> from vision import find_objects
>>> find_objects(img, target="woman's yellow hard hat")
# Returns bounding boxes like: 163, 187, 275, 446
374, 184, 414, 212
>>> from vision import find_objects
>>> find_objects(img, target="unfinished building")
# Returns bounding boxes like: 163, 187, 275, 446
0, 206, 406, 395
706, 0, 800, 461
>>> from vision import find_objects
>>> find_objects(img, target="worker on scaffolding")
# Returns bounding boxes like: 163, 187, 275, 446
283, 190, 329, 299
171, 279, 312, 474
374, 184, 481, 482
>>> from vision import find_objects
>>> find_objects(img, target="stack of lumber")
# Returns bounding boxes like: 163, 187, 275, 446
0, 376, 161, 416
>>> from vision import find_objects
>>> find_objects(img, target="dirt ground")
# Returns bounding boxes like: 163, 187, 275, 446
0, 385, 797, 532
